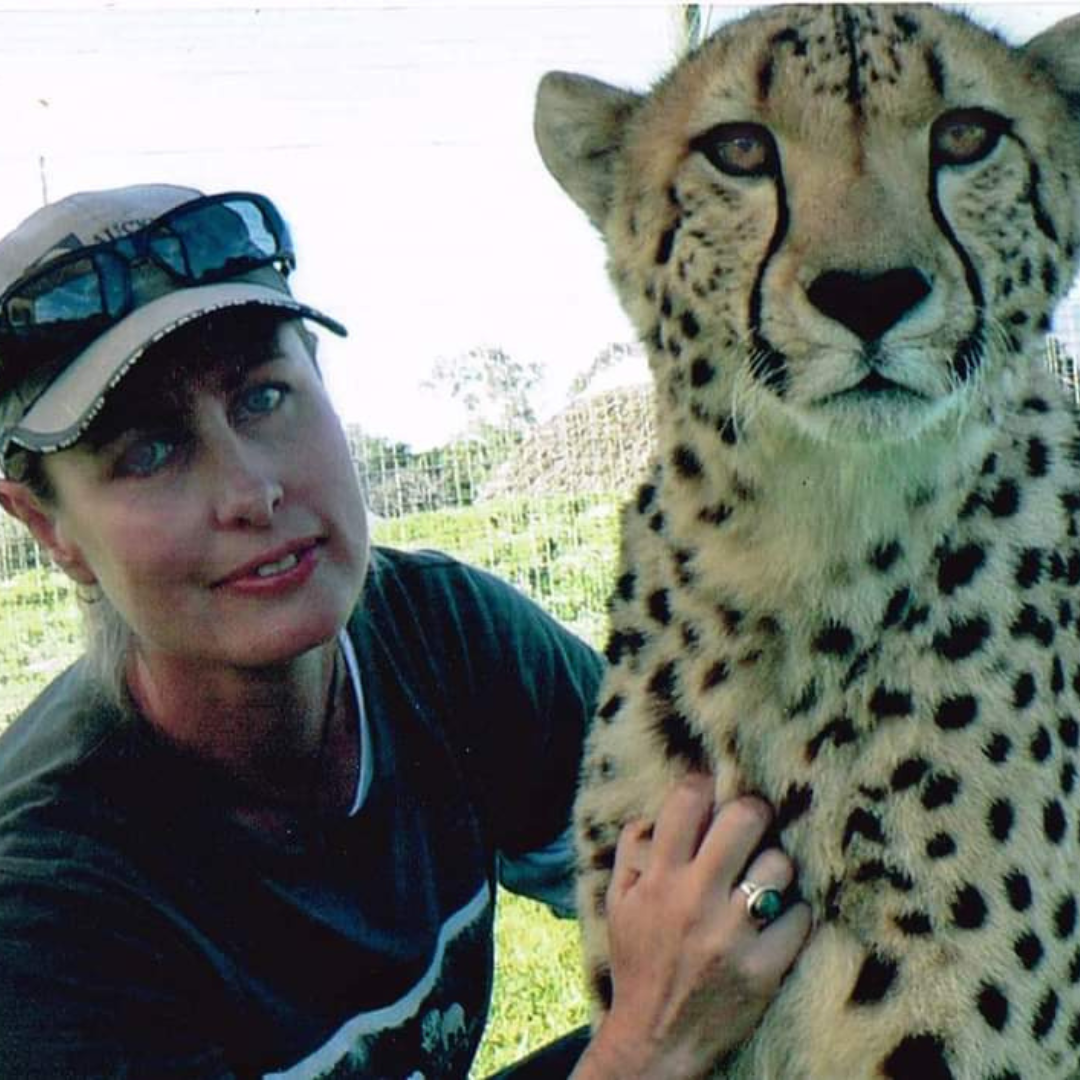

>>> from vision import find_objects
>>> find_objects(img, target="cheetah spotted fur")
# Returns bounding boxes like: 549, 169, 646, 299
535, 5, 1080, 1077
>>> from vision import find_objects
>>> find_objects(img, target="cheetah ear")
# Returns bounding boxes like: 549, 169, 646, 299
534, 71, 641, 231
1024, 14, 1080, 105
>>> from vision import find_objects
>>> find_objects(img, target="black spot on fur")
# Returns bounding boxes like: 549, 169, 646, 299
869, 686, 913, 720
842, 808, 884, 850
672, 444, 703, 479
656, 710, 709, 772
989, 478, 1021, 518
922, 774, 960, 810
1015, 931, 1044, 970
648, 661, 676, 703
893, 12, 919, 37
605, 628, 645, 664
615, 571, 636, 603
701, 660, 729, 691
895, 911, 933, 936
1032, 989, 1059, 1040
787, 679, 820, 718
597, 695, 624, 722
1011, 604, 1056, 647
806, 715, 857, 761
813, 622, 855, 657
870, 540, 903, 572
1062, 761, 1077, 795
853, 860, 913, 892
951, 884, 988, 929
892, 757, 929, 791
1062, 716, 1080, 749
883, 1033, 952, 1079
984, 733, 1012, 763
1031, 726, 1053, 762
934, 695, 977, 731
849, 952, 898, 1006
655, 226, 677, 265
989, 799, 1014, 842
932, 616, 991, 661
978, 983, 1010, 1031
1056, 895, 1078, 939
842, 647, 878, 689
1013, 672, 1036, 708
882, 587, 912, 628
1027, 436, 1051, 477
636, 483, 657, 514
924, 47, 946, 96
757, 56, 776, 101
1044, 799, 1067, 843
1005, 871, 1032, 911
775, 783, 813, 831
690, 356, 715, 387
1043, 257, 1059, 294
1015, 547, 1044, 588
926, 833, 956, 859
648, 589, 671, 626
680, 310, 700, 339
1053, 655, 1067, 694
936, 542, 986, 594
697, 502, 733, 526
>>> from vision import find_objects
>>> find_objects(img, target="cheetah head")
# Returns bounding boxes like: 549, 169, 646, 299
536, 5, 1080, 448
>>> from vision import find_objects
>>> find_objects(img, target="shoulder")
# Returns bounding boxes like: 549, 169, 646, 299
359, 545, 588, 656
353, 544, 603, 726
0, 661, 125, 808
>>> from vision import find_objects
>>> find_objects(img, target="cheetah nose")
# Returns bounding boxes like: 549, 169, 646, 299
806, 268, 932, 342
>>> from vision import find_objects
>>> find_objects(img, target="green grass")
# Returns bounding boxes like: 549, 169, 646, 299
474, 890, 590, 1076
0, 567, 82, 722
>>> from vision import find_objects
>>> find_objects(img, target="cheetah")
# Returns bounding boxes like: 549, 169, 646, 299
535, 5, 1080, 1077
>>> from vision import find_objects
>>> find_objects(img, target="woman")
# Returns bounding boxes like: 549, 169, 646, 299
0, 184, 809, 1078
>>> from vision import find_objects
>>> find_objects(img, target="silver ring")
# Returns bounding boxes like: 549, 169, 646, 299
738, 879, 784, 925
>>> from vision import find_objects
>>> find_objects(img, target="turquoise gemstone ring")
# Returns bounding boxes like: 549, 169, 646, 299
738, 880, 784, 925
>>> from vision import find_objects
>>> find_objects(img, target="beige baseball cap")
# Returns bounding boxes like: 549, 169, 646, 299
0, 184, 346, 461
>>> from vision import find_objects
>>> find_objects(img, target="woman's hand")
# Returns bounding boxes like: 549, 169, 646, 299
572, 775, 811, 1080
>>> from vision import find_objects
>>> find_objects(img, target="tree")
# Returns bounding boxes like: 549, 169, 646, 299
423, 346, 543, 436
567, 341, 642, 401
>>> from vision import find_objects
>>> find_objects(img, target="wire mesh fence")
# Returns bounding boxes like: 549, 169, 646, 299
2, 337, 1079, 726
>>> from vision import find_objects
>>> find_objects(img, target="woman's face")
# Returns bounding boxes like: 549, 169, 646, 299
39, 319, 369, 672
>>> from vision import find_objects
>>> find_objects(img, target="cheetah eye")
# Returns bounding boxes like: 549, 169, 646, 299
690, 122, 778, 178
931, 108, 1011, 167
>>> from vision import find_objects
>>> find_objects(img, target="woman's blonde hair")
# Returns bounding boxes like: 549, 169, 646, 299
2, 310, 321, 709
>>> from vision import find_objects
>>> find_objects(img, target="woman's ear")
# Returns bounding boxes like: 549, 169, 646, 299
0, 479, 97, 586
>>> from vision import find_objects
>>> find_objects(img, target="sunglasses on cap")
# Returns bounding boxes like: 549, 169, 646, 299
0, 192, 295, 392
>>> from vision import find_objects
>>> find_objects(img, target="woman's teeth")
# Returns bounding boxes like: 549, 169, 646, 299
255, 553, 300, 578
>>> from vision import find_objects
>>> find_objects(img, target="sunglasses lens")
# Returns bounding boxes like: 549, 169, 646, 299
4, 252, 127, 333
150, 197, 284, 281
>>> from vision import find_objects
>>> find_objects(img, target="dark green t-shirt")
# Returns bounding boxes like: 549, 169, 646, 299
0, 547, 601, 1078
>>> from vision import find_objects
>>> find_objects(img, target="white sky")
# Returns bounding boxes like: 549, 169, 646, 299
1, 2, 1078, 447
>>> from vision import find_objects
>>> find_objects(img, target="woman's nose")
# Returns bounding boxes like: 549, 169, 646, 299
209, 437, 284, 529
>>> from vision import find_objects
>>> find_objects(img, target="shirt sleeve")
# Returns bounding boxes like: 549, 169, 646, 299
496, 823, 577, 917
360, 550, 605, 910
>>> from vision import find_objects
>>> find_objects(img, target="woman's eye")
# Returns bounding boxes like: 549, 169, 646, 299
235, 382, 286, 421
932, 108, 1010, 167
690, 123, 777, 177
114, 435, 179, 478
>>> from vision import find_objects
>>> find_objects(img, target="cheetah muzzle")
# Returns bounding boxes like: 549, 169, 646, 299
535, 4, 1080, 1077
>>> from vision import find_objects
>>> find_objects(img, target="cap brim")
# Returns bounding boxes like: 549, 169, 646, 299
11, 281, 347, 453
